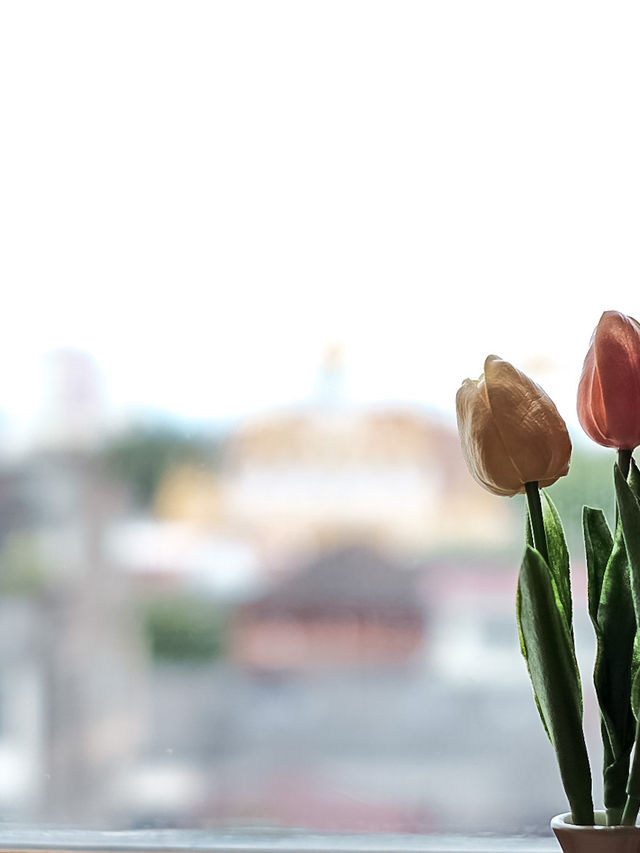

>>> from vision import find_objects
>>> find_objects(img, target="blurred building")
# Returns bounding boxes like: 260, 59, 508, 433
233, 544, 425, 673
140, 348, 515, 577
223, 404, 510, 558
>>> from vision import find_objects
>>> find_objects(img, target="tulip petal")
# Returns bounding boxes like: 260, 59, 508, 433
483, 355, 571, 487
456, 376, 523, 496
578, 343, 614, 448
595, 313, 640, 450
456, 355, 570, 496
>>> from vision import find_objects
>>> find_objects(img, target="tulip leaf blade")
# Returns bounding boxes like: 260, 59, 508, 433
613, 462, 640, 785
525, 489, 572, 628
583, 507, 612, 626
515, 580, 550, 741
630, 458, 640, 502
585, 505, 635, 817
612, 462, 640, 814
632, 658, 640, 723
614, 464, 640, 623
523, 490, 579, 692
517, 544, 593, 825
623, 458, 640, 714
540, 489, 572, 627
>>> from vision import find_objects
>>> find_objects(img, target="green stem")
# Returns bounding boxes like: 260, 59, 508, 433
619, 449, 633, 481
614, 450, 632, 531
618, 447, 633, 480
525, 481, 549, 566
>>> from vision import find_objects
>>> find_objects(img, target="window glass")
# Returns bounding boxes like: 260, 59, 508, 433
1, 0, 638, 835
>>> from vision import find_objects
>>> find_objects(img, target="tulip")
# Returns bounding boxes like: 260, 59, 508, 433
577, 310, 640, 451
456, 354, 572, 497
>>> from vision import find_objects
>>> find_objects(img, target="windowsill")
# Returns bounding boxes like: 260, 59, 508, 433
0, 828, 558, 853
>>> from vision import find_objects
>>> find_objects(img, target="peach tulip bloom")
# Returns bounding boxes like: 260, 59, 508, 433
457, 355, 572, 497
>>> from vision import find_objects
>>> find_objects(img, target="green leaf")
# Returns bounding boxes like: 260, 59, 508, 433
586, 508, 636, 814
541, 490, 573, 628
632, 661, 640, 724
627, 459, 640, 722
517, 545, 593, 824
522, 491, 580, 740
516, 580, 550, 740
526, 490, 573, 627
629, 458, 640, 502
583, 507, 612, 629
614, 464, 640, 623
612, 463, 640, 807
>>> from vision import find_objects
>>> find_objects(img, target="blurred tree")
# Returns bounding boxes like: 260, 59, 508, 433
141, 594, 227, 661
102, 425, 223, 508
0, 533, 46, 596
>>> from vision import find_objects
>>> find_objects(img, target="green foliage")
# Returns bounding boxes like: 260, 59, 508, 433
518, 491, 594, 825
0, 534, 46, 597
141, 594, 227, 662
102, 425, 219, 507
542, 490, 572, 627
584, 507, 635, 820
517, 542, 594, 825
613, 462, 640, 808
583, 508, 612, 623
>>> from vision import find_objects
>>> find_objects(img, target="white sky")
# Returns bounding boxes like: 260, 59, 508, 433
2, 2, 640, 434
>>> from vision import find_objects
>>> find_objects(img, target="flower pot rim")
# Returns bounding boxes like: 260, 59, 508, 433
552, 813, 640, 832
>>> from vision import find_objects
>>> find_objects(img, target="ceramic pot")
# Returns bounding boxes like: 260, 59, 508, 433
552, 813, 640, 853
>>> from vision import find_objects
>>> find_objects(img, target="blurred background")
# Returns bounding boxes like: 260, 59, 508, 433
1, 0, 640, 836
